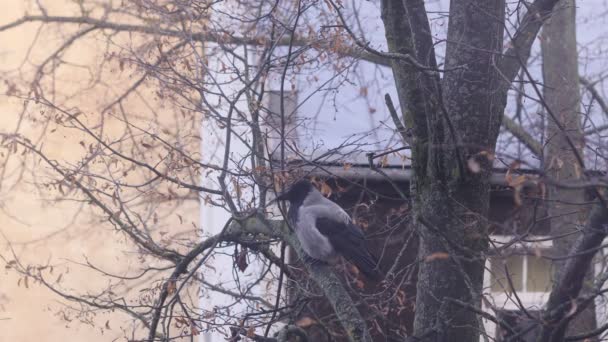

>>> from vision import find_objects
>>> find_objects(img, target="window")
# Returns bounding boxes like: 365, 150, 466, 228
489, 252, 551, 294
265, 90, 299, 156
483, 237, 553, 341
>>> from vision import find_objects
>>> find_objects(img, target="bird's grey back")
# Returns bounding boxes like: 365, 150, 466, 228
301, 188, 351, 223
291, 187, 350, 261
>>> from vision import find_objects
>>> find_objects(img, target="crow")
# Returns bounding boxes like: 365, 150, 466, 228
276, 179, 382, 280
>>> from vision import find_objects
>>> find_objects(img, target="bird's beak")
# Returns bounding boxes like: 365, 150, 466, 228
266, 189, 289, 207
275, 190, 289, 201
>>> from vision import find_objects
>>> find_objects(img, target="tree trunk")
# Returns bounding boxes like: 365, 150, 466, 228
541, 0, 597, 339
382, 0, 506, 340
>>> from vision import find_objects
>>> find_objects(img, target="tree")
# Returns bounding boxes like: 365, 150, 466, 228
1, 1, 607, 342
541, 0, 598, 338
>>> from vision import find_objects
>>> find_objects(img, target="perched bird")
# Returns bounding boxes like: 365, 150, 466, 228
276, 179, 382, 280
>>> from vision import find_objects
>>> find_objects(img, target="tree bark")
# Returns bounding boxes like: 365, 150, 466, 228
382, 0, 506, 340
380, 0, 566, 340
541, 0, 597, 338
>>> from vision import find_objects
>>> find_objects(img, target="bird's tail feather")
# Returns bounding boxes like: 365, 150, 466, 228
349, 250, 383, 281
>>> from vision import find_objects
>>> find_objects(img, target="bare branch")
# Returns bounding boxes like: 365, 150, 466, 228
580, 77, 608, 120
539, 205, 608, 341
499, 0, 561, 83
502, 115, 543, 156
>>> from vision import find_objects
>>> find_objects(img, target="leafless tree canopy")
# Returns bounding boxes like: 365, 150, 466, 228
1, 1, 608, 342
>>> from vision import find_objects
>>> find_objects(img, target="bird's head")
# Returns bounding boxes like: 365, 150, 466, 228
276, 179, 314, 203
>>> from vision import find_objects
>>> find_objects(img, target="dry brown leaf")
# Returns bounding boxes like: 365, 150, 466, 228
235, 247, 249, 272
505, 160, 521, 184
513, 186, 523, 207
167, 280, 177, 295
335, 181, 348, 193
190, 323, 200, 336
380, 155, 389, 168
319, 180, 333, 197
296, 317, 317, 328
232, 178, 242, 198
425, 252, 450, 262
546, 156, 563, 171
359, 87, 368, 97
508, 175, 527, 188
478, 150, 495, 161
510, 160, 522, 170
246, 326, 255, 338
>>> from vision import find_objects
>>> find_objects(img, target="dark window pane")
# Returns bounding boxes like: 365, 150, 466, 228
490, 255, 524, 293
527, 255, 551, 292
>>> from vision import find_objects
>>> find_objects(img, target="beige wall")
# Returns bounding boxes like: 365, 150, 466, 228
0, 1, 200, 341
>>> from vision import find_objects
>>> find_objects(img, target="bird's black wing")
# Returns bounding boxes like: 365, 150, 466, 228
316, 217, 381, 280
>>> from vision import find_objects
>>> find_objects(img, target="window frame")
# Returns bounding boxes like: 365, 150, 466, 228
482, 235, 553, 340
486, 235, 553, 302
